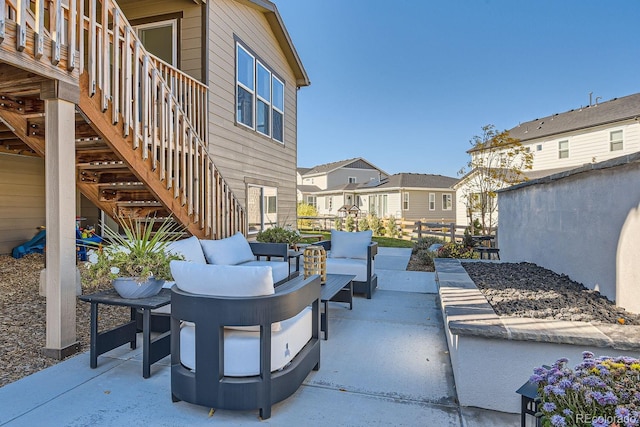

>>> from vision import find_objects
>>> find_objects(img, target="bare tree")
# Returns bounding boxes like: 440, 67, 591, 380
458, 124, 533, 234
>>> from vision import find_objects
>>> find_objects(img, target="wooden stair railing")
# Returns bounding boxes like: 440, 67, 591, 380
1, 0, 246, 239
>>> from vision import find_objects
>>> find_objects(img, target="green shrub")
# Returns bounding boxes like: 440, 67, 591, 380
334, 217, 342, 231
368, 214, 384, 236
435, 242, 478, 259
415, 249, 434, 267
256, 226, 300, 246
358, 217, 370, 231
296, 202, 318, 229
345, 215, 355, 232
413, 236, 446, 254
386, 216, 399, 238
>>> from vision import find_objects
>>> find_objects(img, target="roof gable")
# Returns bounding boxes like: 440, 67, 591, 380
234, 0, 310, 87
301, 157, 388, 176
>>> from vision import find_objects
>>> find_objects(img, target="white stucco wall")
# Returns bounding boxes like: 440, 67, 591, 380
498, 158, 640, 312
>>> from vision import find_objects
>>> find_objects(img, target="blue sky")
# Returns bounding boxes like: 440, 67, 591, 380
275, 0, 640, 177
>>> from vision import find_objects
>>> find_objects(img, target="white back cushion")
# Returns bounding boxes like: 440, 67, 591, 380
166, 236, 207, 264
170, 260, 279, 332
199, 232, 255, 265
170, 260, 274, 296
330, 229, 372, 260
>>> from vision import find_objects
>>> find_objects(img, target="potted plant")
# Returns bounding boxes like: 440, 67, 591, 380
83, 216, 184, 298
256, 226, 301, 249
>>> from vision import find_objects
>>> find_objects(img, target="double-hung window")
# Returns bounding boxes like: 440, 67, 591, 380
236, 42, 285, 143
272, 76, 284, 143
236, 45, 254, 128
558, 140, 569, 159
428, 193, 435, 210
610, 130, 623, 151
442, 194, 452, 210
256, 62, 271, 136
403, 193, 409, 210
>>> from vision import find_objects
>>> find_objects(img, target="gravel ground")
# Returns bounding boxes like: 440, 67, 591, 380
0, 254, 129, 388
463, 261, 640, 325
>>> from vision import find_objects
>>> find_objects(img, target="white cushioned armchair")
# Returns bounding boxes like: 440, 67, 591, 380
317, 230, 378, 299
169, 261, 321, 419
166, 232, 294, 285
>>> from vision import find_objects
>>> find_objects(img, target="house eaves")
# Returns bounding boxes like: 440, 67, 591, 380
469, 93, 640, 153
234, 0, 310, 87
498, 151, 640, 193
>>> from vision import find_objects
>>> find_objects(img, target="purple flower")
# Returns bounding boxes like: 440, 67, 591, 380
591, 418, 609, 427
553, 387, 566, 396
530, 374, 544, 383
583, 351, 595, 360
543, 385, 555, 395
550, 414, 567, 427
616, 407, 630, 418
562, 408, 573, 416
558, 379, 572, 389
542, 402, 557, 412
603, 391, 617, 405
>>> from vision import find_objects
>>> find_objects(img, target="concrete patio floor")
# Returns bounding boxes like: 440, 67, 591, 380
0, 247, 519, 426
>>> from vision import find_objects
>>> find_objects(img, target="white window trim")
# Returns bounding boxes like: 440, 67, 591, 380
428, 193, 435, 211
236, 43, 255, 131
348, 176, 357, 183
272, 75, 285, 144
610, 130, 623, 151
403, 193, 409, 210
256, 61, 271, 138
558, 140, 569, 159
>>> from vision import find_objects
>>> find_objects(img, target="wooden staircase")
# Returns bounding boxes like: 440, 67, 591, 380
0, 0, 245, 239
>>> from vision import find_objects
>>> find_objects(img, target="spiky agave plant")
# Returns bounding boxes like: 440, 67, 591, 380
83, 216, 185, 288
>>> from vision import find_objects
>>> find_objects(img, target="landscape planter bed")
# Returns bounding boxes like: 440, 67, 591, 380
434, 258, 640, 414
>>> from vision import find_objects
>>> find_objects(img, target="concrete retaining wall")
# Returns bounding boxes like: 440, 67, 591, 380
498, 154, 640, 313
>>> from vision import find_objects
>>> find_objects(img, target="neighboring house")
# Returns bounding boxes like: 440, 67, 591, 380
298, 158, 458, 220
0, 0, 307, 356
357, 173, 459, 221
297, 158, 388, 215
455, 93, 640, 226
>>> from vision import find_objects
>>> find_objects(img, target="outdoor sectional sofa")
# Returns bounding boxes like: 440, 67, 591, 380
316, 230, 378, 299
167, 258, 321, 419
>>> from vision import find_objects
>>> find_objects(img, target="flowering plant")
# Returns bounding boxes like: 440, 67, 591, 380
531, 352, 640, 427
83, 216, 184, 288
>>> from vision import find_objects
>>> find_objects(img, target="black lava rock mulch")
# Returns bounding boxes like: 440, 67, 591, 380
462, 262, 640, 325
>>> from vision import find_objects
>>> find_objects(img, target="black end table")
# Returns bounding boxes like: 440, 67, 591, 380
320, 274, 355, 340
78, 288, 171, 378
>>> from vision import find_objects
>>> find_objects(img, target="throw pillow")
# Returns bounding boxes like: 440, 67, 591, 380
199, 232, 255, 265
170, 261, 280, 331
166, 236, 207, 264
329, 229, 372, 260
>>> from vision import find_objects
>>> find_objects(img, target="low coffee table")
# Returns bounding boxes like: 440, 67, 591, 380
78, 288, 171, 378
320, 274, 355, 340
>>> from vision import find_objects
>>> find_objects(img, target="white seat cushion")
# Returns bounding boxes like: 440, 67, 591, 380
325, 258, 372, 282
199, 232, 255, 265
241, 260, 289, 284
170, 261, 280, 331
166, 236, 207, 264
180, 307, 312, 376
329, 230, 372, 260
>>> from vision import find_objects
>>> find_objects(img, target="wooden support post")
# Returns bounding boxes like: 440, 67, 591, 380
416, 220, 422, 240
43, 96, 79, 359
450, 222, 456, 242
